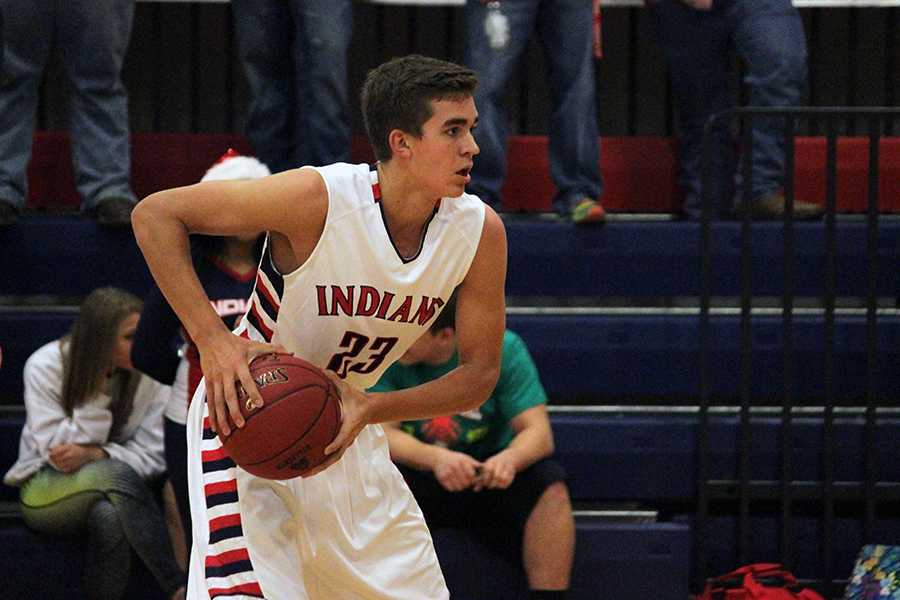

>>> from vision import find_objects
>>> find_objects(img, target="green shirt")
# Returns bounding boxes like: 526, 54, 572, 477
370, 330, 548, 460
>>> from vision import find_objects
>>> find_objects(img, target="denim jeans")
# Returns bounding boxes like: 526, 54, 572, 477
21, 460, 185, 600
648, 0, 808, 218
0, 0, 136, 211
232, 0, 353, 174
464, 0, 603, 214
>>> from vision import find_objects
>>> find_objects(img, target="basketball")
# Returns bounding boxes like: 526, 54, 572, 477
219, 353, 342, 480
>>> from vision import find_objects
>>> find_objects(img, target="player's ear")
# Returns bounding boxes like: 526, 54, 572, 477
388, 130, 412, 158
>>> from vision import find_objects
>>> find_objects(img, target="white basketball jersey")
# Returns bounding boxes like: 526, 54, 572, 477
238, 162, 485, 391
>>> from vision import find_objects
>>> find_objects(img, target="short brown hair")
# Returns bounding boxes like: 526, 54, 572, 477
361, 54, 478, 162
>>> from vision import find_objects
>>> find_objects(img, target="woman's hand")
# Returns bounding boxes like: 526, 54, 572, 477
48, 444, 106, 473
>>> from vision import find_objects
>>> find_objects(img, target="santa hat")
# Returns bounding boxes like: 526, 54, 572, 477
201, 148, 271, 182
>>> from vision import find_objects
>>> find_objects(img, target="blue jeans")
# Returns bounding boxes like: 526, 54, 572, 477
0, 0, 136, 211
21, 460, 184, 599
648, 0, 808, 218
464, 0, 602, 214
232, 0, 353, 173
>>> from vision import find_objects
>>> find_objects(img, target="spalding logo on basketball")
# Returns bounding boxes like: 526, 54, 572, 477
219, 353, 342, 480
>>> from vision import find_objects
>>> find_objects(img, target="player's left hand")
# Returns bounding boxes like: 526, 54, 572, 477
48, 443, 106, 473
304, 371, 371, 477
473, 450, 516, 491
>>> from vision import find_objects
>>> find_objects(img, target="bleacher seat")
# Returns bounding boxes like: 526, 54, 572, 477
3, 307, 897, 405
4, 216, 900, 299
0, 523, 165, 600
25, 132, 900, 214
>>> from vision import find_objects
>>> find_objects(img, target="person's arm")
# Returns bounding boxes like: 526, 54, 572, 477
131, 283, 183, 385
21, 344, 98, 455
319, 208, 507, 471
384, 422, 482, 492
132, 169, 325, 435
474, 404, 554, 491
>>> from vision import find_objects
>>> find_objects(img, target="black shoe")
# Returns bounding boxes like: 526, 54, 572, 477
736, 193, 824, 221
0, 200, 19, 226
93, 197, 135, 226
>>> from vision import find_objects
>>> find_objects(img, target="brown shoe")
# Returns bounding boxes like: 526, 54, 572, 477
93, 197, 135, 226
737, 192, 824, 221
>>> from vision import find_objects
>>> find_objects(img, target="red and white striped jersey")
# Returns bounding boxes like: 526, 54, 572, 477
238, 162, 485, 391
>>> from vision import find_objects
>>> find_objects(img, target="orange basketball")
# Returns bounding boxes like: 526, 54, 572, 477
219, 353, 342, 479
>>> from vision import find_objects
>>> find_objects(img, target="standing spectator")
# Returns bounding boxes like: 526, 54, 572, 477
131, 150, 268, 564
3, 287, 186, 600
372, 292, 575, 600
464, 0, 605, 223
0, 1, 137, 226
647, 0, 823, 220
231, 0, 353, 173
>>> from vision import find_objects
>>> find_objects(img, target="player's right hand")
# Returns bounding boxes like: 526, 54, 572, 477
197, 330, 286, 436
433, 449, 483, 492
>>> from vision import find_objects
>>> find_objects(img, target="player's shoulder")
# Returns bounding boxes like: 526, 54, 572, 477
306, 162, 371, 187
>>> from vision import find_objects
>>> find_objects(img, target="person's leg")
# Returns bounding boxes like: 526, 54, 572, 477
231, 0, 295, 173
536, 0, 603, 217
84, 499, 132, 600
522, 481, 575, 592
729, 0, 808, 203
23, 460, 185, 598
57, 0, 136, 211
464, 0, 541, 210
647, 0, 733, 218
290, 0, 352, 167
0, 0, 55, 212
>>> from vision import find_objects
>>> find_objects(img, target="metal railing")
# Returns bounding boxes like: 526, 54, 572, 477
696, 106, 900, 597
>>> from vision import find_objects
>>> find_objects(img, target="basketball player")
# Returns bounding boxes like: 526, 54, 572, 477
132, 55, 506, 599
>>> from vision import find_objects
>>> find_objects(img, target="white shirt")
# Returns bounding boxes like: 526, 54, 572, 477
3, 340, 168, 486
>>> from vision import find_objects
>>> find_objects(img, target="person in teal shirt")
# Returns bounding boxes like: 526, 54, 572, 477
371, 293, 575, 600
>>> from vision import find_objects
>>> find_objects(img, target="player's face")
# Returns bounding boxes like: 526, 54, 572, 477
112, 312, 140, 371
411, 97, 479, 198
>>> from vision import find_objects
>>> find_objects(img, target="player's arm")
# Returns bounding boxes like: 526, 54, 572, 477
131, 169, 328, 435
368, 208, 507, 422
474, 405, 554, 491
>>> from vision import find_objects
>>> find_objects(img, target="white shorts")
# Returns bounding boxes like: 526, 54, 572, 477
185, 380, 449, 600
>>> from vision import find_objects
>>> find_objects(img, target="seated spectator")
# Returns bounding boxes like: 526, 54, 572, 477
371, 292, 575, 600
3, 287, 186, 600
464, 0, 605, 223
0, 2, 137, 226
131, 150, 269, 562
646, 0, 823, 220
